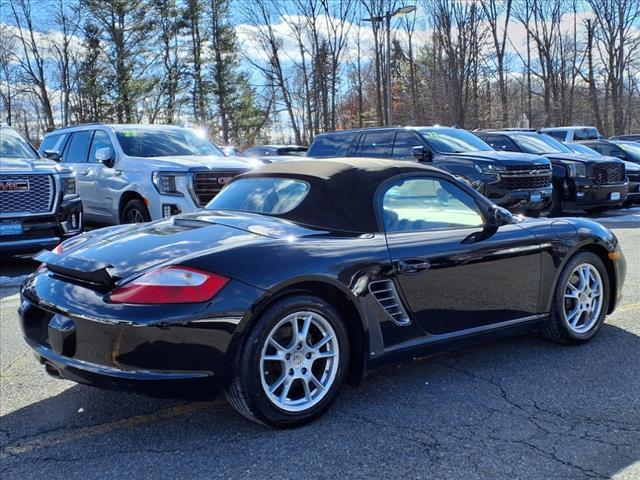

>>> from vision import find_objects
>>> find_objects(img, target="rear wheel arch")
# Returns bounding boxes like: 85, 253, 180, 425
241, 278, 368, 386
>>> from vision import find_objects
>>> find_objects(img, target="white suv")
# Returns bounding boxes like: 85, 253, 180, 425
39, 124, 260, 224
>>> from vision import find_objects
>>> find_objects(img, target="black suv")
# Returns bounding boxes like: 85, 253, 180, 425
1, 125, 83, 254
475, 130, 628, 214
308, 127, 553, 214
580, 139, 640, 165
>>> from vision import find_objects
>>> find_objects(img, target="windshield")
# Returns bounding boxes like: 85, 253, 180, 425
566, 143, 599, 156
0, 128, 39, 159
417, 128, 493, 153
207, 177, 309, 215
115, 128, 224, 158
616, 142, 640, 160
510, 133, 572, 154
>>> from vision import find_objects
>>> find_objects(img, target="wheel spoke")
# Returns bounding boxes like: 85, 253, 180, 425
268, 373, 287, 394
314, 350, 336, 360
566, 305, 581, 324
301, 377, 312, 401
308, 373, 325, 392
311, 333, 333, 350
263, 353, 284, 362
269, 337, 286, 352
290, 316, 300, 343
578, 266, 589, 290
278, 378, 293, 403
299, 315, 312, 344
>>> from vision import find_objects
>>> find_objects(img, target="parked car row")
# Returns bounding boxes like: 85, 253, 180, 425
308, 126, 637, 216
2, 122, 638, 256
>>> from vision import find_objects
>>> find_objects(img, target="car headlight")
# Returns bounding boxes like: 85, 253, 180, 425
152, 172, 184, 196
474, 163, 506, 174
61, 177, 77, 199
565, 162, 587, 177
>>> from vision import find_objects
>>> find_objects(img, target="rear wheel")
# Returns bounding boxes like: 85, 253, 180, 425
121, 198, 151, 224
543, 252, 610, 345
226, 295, 350, 428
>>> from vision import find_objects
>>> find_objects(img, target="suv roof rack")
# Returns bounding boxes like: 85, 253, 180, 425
53, 122, 107, 132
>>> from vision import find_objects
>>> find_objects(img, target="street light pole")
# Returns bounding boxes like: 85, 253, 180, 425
363, 5, 416, 127
385, 12, 392, 126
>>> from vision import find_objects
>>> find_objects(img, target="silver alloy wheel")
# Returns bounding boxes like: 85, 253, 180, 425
259, 311, 339, 413
562, 263, 603, 334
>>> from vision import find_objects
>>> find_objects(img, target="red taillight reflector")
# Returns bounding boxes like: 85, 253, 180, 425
52, 243, 64, 254
110, 266, 228, 304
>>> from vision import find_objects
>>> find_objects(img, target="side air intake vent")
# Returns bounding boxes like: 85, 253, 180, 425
368, 280, 411, 326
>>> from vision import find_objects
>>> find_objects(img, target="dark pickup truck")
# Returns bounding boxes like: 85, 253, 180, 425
475, 130, 628, 214
1, 125, 83, 254
308, 126, 553, 214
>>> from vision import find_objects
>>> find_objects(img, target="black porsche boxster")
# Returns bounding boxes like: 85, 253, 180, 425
20, 159, 626, 427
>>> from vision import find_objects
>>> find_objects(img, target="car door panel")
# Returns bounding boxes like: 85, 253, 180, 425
387, 225, 542, 335
381, 175, 542, 336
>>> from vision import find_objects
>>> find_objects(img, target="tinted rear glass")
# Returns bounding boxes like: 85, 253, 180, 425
510, 133, 572, 154
115, 128, 223, 157
308, 133, 356, 157
207, 177, 309, 214
544, 130, 567, 140
573, 128, 599, 141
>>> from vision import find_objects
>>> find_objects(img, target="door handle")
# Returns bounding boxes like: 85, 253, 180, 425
80, 170, 89, 176
397, 258, 431, 274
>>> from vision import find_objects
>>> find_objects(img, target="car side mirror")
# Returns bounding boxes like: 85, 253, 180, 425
488, 205, 514, 227
412, 145, 432, 162
95, 147, 115, 168
44, 150, 61, 162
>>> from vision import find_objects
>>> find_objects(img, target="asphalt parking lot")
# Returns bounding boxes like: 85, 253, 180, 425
1, 209, 639, 480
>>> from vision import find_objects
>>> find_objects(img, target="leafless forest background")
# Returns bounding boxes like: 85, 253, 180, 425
1, 0, 639, 147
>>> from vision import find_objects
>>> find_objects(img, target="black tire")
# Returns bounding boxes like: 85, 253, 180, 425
548, 189, 562, 216
120, 198, 151, 224
542, 251, 610, 345
226, 295, 350, 428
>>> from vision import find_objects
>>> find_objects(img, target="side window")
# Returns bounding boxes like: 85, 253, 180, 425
38, 133, 66, 156
63, 131, 92, 163
485, 135, 517, 152
357, 131, 393, 158
308, 133, 356, 157
88, 130, 114, 163
392, 132, 424, 160
382, 177, 484, 232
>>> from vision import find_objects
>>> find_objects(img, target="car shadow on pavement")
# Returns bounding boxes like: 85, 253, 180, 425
1, 324, 639, 479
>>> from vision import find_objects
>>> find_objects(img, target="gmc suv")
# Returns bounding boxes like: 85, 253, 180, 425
39, 124, 259, 224
308, 126, 553, 214
475, 130, 628, 214
1, 125, 82, 254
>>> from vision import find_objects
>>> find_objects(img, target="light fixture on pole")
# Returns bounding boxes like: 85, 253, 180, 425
363, 5, 416, 126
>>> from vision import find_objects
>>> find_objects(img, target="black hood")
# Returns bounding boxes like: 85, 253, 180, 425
542, 152, 624, 165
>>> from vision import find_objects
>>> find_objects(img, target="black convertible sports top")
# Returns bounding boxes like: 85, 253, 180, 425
235, 158, 444, 232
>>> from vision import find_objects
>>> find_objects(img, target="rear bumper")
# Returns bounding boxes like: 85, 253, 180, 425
1, 198, 83, 254
19, 270, 265, 397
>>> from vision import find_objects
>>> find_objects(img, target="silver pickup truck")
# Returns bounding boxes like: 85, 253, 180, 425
1, 125, 83, 254
39, 124, 260, 224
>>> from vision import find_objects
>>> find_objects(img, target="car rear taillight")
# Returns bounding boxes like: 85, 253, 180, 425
52, 243, 64, 254
110, 266, 228, 304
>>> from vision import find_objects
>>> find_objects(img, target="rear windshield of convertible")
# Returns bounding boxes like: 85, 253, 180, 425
206, 178, 310, 215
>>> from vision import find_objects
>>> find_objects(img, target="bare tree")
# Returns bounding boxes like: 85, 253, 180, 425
8, 0, 56, 130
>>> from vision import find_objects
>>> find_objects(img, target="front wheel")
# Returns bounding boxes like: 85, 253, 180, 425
120, 198, 151, 224
543, 252, 610, 345
226, 295, 350, 428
